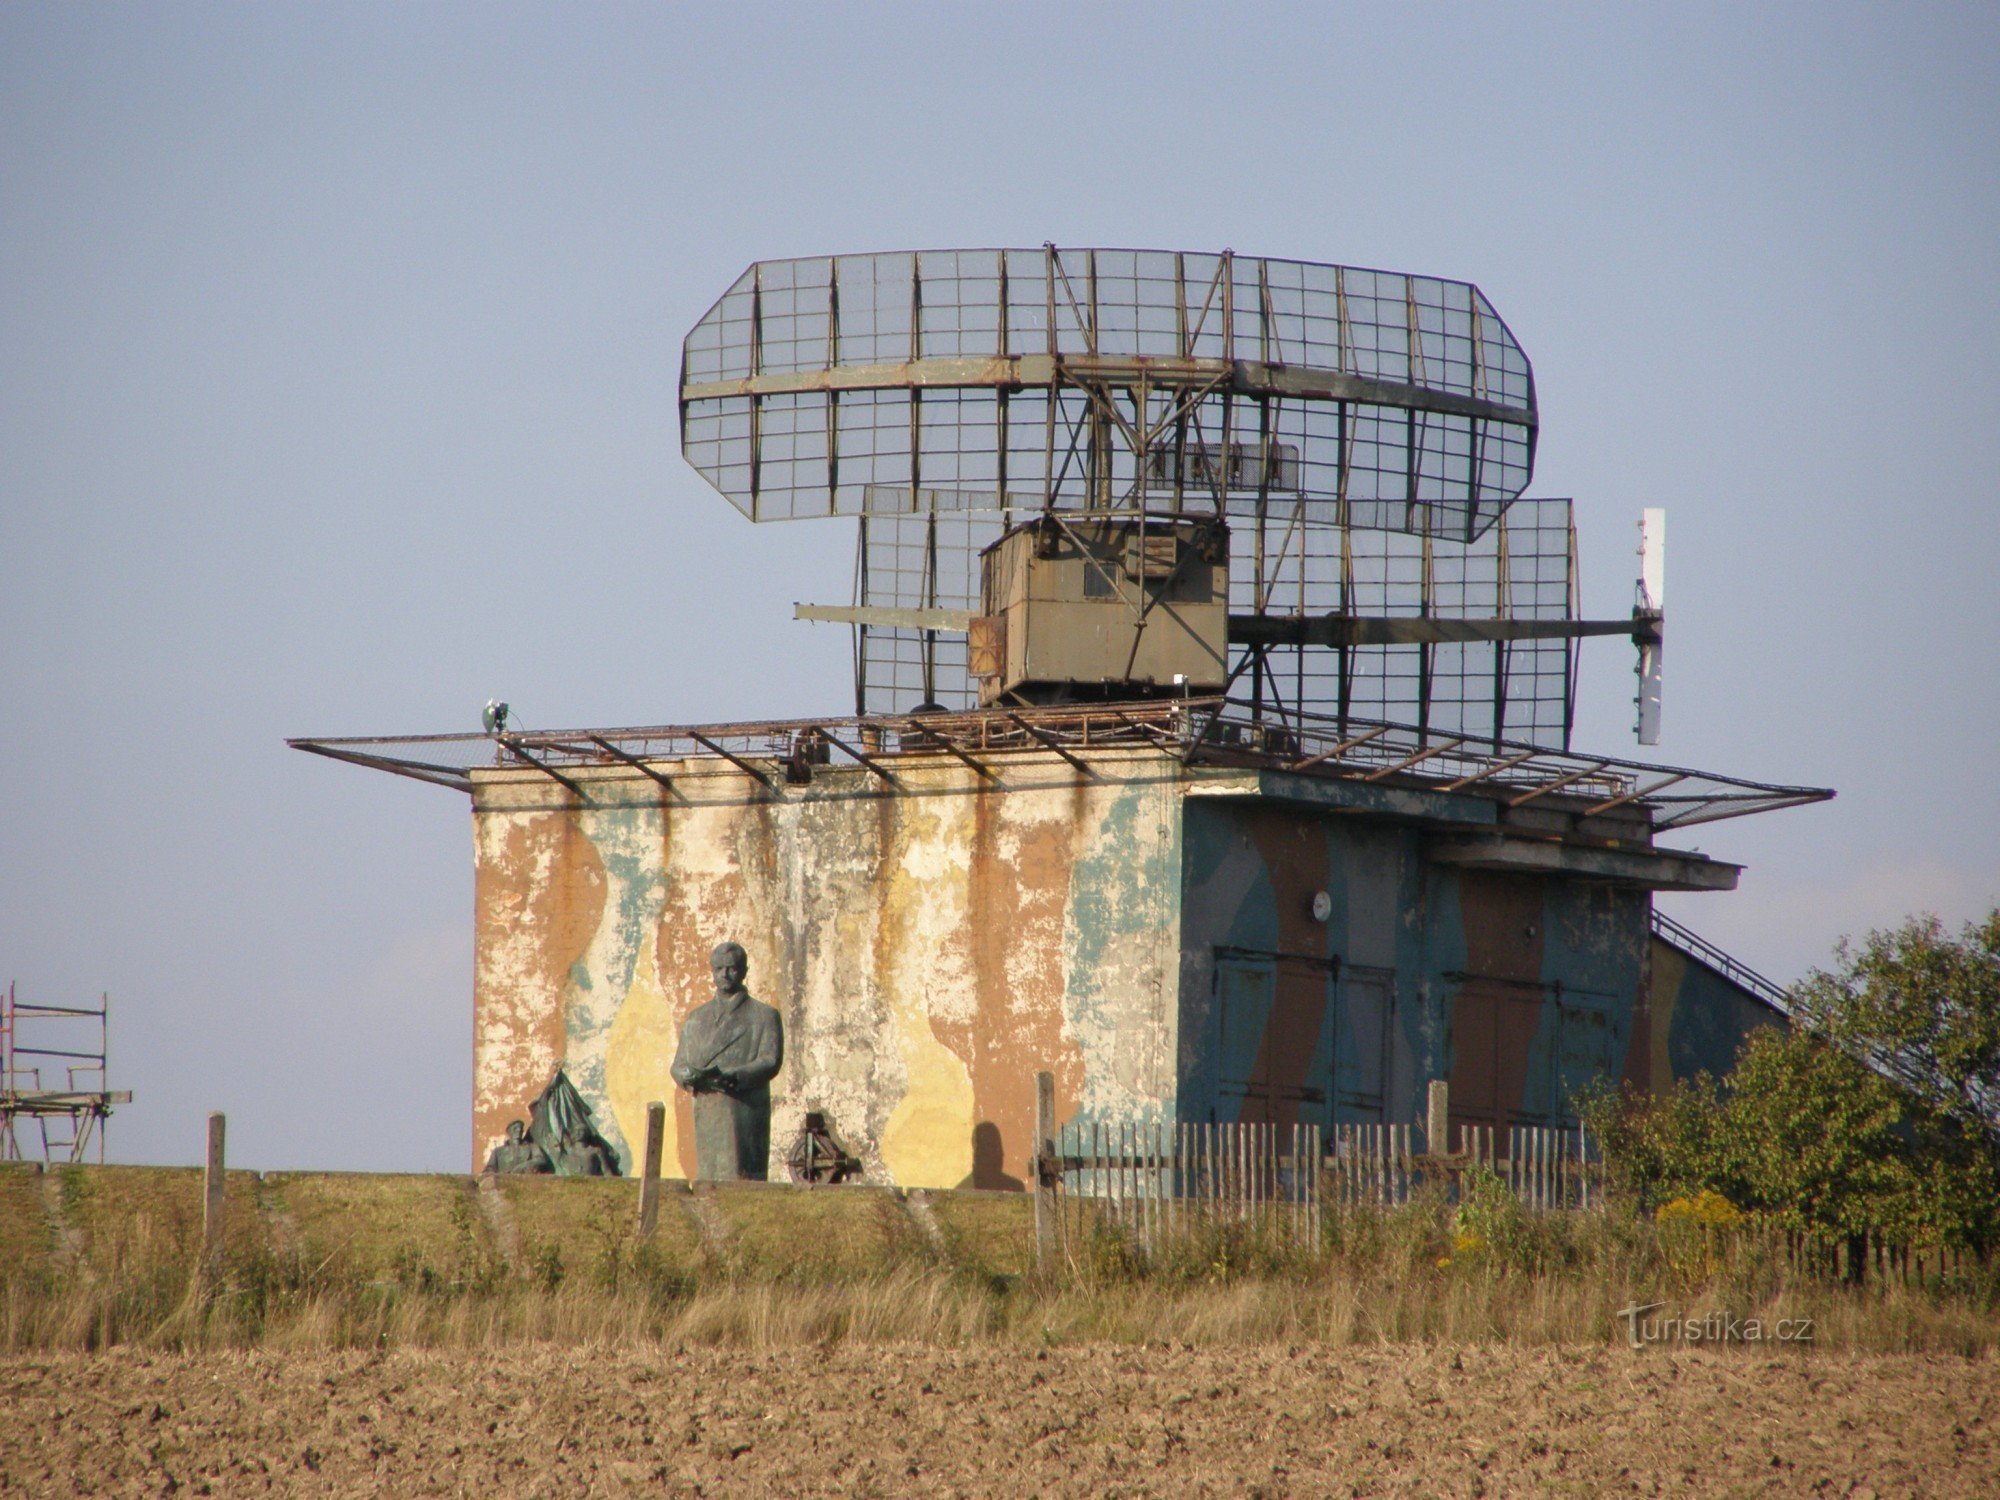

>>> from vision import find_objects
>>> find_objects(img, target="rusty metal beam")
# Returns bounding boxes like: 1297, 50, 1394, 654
290, 701, 1833, 831
0, 1090, 131, 1106
683, 353, 1536, 430
1437, 748, 1542, 791
584, 734, 679, 795
811, 726, 899, 785
1580, 772, 1687, 817
1003, 712, 1095, 776
498, 736, 589, 799
683, 731, 776, 790
1357, 737, 1467, 782
795, 603, 978, 632
1230, 614, 1640, 648
1651, 791, 1830, 831
893, 718, 998, 780
287, 740, 473, 793
1287, 723, 1390, 772
1506, 761, 1614, 808
1109, 709, 1181, 748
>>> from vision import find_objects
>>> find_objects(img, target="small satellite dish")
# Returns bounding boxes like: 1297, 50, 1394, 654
483, 699, 510, 736
1311, 890, 1334, 923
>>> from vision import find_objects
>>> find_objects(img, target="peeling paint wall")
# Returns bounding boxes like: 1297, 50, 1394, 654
471, 747, 1767, 1181
470, 751, 1182, 1187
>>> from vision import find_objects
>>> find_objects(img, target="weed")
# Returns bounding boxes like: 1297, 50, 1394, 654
3, 1166, 1995, 1354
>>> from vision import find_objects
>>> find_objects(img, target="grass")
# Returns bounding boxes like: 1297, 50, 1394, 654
2, 1163, 1996, 1356
0, 1168, 51, 1272
706, 1181, 931, 1281
925, 1188, 1041, 1279
263, 1171, 497, 1289
498, 1172, 702, 1293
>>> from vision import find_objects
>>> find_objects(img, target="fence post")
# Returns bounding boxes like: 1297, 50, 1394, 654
1426, 1079, 1450, 1160
200, 1111, 226, 1285
637, 1100, 665, 1238
1033, 1070, 1055, 1270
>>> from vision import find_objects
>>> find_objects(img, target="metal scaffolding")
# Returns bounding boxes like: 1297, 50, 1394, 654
0, 982, 129, 1164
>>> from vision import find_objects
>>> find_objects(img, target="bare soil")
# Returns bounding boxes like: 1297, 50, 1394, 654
2, 1343, 1993, 1497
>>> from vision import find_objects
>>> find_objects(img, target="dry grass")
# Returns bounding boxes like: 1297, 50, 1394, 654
3, 1163, 1995, 1357
12, 1261, 1995, 1359
0, 1169, 51, 1272
261, 1170, 496, 1289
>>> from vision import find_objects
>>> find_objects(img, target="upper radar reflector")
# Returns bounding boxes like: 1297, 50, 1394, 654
680, 246, 1536, 535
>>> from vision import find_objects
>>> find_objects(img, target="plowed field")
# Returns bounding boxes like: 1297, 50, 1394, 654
2, 1343, 1992, 1496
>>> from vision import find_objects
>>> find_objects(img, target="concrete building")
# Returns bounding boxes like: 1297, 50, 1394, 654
299, 701, 1826, 1185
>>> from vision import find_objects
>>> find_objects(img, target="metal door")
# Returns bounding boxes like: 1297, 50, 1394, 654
1449, 975, 1615, 1133
1212, 948, 1336, 1128
1336, 965, 1393, 1122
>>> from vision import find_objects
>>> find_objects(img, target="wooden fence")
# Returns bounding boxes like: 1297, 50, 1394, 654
1325, 1121, 1602, 1212
1030, 1078, 1603, 1264
1046, 1120, 1324, 1258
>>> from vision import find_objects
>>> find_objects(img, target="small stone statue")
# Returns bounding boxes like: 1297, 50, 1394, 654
671, 941, 784, 1180
485, 1118, 554, 1175
526, 1063, 622, 1177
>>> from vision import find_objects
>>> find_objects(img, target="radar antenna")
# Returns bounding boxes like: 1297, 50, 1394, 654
680, 245, 1663, 747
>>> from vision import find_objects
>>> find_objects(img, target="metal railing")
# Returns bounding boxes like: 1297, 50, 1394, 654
1649, 909, 1792, 1014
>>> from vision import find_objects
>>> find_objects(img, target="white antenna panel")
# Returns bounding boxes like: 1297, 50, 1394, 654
1637, 640, 1663, 745
1639, 508, 1665, 612
1635, 508, 1664, 745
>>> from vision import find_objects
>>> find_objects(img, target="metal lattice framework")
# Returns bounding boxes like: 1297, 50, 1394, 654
681, 248, 1534, 522
289, 698, 1833, 834
680, 247, 1581, 742
849, 491, 1580, 744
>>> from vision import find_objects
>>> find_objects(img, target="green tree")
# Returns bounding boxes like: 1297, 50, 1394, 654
1790, 909, 2000, 1146
1589, 908, 2000, 1256
1723, 1027, 1923, 1244
1586, 1030, 1920, 1241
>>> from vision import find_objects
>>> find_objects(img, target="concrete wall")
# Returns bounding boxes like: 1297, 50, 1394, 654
1176, 795, 1651, 1137
470, 745, 1765, 1183
470, 750, 1184, 1189
1623, 935, 1787, 1092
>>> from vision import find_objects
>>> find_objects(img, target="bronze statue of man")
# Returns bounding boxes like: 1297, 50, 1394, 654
485, 1118, 553, 1175
670, 941, 784, 1180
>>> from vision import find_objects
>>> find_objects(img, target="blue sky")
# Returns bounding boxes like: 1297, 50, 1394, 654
3, 3, 1994, 1170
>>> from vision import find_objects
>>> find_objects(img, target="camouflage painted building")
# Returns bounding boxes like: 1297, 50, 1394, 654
299, 703, 1826, 1186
